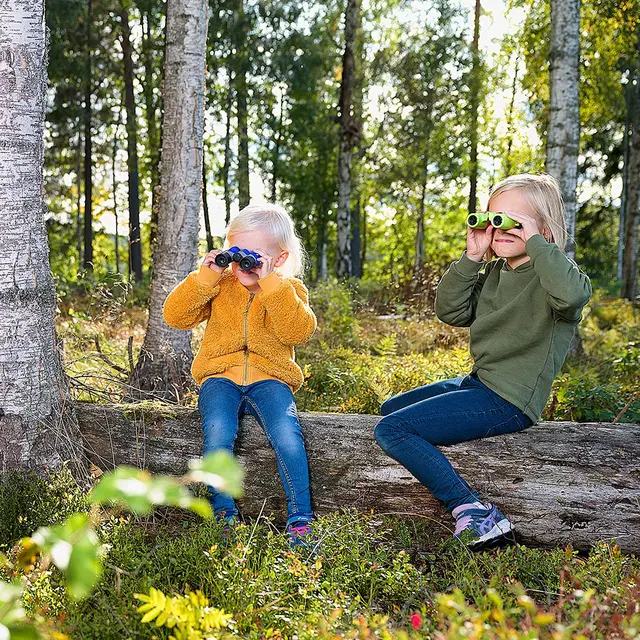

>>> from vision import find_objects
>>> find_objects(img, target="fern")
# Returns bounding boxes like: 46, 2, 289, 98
373, 333, 398, 357
135, 587, 233, 639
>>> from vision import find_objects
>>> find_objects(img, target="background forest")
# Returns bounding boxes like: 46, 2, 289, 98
44, 0, 639, 422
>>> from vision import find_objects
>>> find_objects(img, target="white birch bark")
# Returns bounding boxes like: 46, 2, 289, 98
134, 0, 208, 400
336, 0, 359, 279
0, 0, 84, 476
546, 0, 580, 260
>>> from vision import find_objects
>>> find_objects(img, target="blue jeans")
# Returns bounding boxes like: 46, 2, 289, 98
198, 377, 313, 526
374, 375, 532, 512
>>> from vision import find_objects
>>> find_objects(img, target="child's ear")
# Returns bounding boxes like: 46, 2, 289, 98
542, 227, 553, 242
274, 251, 289, 268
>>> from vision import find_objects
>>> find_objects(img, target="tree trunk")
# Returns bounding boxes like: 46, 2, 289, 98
112, 121, 121, 275
0, 1, 85, 479
336, 0, 359, 279
76, 130, 83, 266
120, 1, 143, 282
415, 168, 428, 273
234, 0, 250, 209
222, 67, 233, 225
271, 92, 286, 202
133, 0, 209, 400
142, 4, 161, 244
504, 54, 520, 177
546, 0, 580, 260
617, 81, 632, 283
316, 209, 328, 281
468, 0, 481, 214
83, 0, 93, 271
621, 29, 640, 301
77, 404, 640, 553
350, 4, 365, 279
202, 137, 214, 251
351, 197, 362, 278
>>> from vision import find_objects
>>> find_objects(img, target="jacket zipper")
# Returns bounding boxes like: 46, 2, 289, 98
243, 293, 255, 385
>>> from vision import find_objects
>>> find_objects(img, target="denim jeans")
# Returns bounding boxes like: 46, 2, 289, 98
374, 375, 532, 512
198, 377, 313, 526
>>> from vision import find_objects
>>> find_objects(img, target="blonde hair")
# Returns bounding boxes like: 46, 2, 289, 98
487, 173, 568, 254
226, 204, 307, 278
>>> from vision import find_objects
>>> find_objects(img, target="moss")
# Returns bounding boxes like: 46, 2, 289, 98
120, 400, 185, 423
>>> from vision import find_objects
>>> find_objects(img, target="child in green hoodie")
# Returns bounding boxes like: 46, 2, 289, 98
374, 173, 591, 549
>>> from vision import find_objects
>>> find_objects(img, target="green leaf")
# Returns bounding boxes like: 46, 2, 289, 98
89, 467, 214, 518
30, 514, 103, 600
4, 625, 40, 640
187, 451, 244, 498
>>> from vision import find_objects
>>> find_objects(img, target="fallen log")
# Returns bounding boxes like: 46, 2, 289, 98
76, 402, 640, 553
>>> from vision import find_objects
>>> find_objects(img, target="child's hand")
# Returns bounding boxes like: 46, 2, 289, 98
501, 211, 544, 242
202, 250, 227, 274
250, 248, 275, 279
466, 225, 493, 262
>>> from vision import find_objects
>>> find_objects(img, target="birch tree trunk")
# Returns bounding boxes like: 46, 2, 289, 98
546, 0, 580, 260
120, 1, 143, 282
336, 0, 359, 279
234, 0, 250, 209
617, 81, 632, 283
0, 0, 85, 478
133, 0, 208, 400
350, 5, 364, 279
621, 28, 640, 301
468, 0, 481, 215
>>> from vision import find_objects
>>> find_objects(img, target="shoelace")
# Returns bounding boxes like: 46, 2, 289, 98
288, 524, 311, 538
453, 503, 493, 535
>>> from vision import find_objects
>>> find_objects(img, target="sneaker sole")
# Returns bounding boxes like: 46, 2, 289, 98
468, 518, 514, 548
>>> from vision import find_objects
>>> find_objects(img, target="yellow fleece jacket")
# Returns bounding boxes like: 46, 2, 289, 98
163, 266, 317, 392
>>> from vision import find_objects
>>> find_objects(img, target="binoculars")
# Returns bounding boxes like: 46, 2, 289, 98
466, 212, 522, 230
214, 246, 262, 271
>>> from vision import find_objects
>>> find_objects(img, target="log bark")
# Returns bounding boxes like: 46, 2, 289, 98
76, 403, 640, 553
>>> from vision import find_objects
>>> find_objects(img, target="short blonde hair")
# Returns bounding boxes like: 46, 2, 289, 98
226, 204, 307, 278
487, 173, 568, 252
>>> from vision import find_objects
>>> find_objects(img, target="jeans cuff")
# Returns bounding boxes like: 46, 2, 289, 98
286, 513, 313, 528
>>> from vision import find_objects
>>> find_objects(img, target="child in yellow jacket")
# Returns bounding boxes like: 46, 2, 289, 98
163, 205, 317, 546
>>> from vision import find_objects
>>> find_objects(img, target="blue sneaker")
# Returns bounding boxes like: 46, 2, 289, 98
286, 521, 317, 551
217, 514, 238, 542
452, 502, 514, 549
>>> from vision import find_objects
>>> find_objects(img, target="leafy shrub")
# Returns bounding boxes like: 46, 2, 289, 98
0, 467, 88, 550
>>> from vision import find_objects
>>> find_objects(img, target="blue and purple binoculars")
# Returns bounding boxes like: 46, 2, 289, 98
214, 246, 262, 271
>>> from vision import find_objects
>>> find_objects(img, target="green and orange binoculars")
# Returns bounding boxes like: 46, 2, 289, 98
466, 212, 522, 230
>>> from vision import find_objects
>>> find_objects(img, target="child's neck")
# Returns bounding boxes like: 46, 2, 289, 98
506, 255, 531, 270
